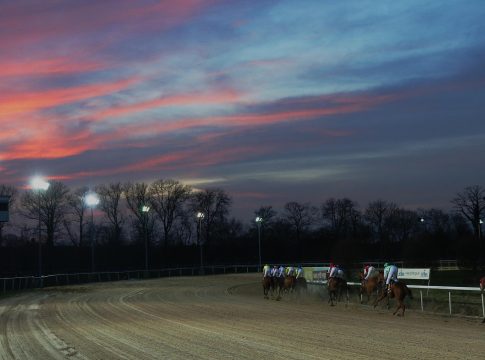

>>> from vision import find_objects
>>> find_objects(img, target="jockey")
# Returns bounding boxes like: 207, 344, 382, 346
295, 266, 304, 279
270, 265, 278, 277
286, 265, 295, 277
328, 263, 338, 279
363, 264, 377, 281
277, 265, 285, 278
336, 267, 345, 279
383, 262, 398, 292
263, 264, 271, 278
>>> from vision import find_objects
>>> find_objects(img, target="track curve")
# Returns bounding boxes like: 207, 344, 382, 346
0, 273, 483, 359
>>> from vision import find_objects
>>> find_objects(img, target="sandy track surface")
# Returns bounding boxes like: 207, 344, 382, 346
0, 273, 483, 359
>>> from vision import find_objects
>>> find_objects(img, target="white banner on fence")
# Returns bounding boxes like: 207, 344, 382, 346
398, 268, 430, 280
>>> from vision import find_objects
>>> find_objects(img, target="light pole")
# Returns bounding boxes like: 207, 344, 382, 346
85, 192, 99, 273
196, 212, 205, 274
30, 176, 49, 287
141, 205, 150, 271
479, 219, 484, 242
255, 216, 263, 269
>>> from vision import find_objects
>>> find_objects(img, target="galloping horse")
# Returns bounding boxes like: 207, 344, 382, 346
262, 276, 272, 299
282, 275, 296, 294
373, 281, 413, 316
359, 271, 384, 304
327, 277, 349, 306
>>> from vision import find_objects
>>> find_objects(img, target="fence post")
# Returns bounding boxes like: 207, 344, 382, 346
448, 292, 452, 316
3, 279, 6, 293
482, 293, 485, 318
420, 290, 423, 312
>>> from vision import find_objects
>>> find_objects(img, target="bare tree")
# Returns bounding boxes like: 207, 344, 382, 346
0, 184, 18, 246
364, 200, 398, 243
451, 185, 485, 239
283, 201, 317, 243
124, 182, 156, 244
96, 183, 124, 245
173, 211, 194, 246
149, 179, 192, 247
191, 188, 232, 246
321, 198, 359, 238
64, 186, 89, 246
387, 208, 418, 243
21, 181, 69, 247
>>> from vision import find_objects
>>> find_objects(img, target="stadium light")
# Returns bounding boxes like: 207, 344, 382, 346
30, 176, 50, 287
85, 192, 100, 272
141, 205, 150, 271
196, 212, 205, 274
255, 217, 263, 270
30, 176, 50, 191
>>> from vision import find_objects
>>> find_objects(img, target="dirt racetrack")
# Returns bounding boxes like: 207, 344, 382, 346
0, 273, 484, 360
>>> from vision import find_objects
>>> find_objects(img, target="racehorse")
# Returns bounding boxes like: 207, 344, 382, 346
262, 276, 272, 299
327, 277, 349, 306
373, 281, 413, 316
282, 275, 296, 294
271, 275, 285, 300
359, 271, 384, 304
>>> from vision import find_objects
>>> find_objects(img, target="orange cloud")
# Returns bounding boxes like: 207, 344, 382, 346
0, 76, 140, 118
0, 57, 105, 78
92, 88, 242, 121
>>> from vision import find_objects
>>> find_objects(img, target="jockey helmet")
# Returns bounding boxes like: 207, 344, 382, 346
329, 263, 334, 267
384, 262, 389, 267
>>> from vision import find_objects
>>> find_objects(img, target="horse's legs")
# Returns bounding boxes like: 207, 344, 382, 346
393, 301, 405, 316
373, 291, 387, 308
328, 290, 335, 306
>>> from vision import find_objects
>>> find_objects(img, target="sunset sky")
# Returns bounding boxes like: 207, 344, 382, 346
1, 0, 485, 220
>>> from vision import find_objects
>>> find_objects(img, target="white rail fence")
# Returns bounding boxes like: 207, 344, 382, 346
0, 265, 262, 293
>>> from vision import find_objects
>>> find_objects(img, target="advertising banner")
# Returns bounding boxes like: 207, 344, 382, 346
303, 267, 329, 283
397, 268, 431, 280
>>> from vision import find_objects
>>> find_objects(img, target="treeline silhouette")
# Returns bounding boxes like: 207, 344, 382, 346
0, 182, 484, 276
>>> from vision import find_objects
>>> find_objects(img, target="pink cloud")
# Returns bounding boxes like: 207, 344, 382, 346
0, 76, 140, 118
0, 57, 105, 79
92, 88, 242, 121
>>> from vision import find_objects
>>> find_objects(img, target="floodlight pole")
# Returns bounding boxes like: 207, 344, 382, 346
256, 217, 263, 269
90, 206, 95, 273
38, 192, 42, 287
142, 205, 150, 271
31, 176, 49, 288
197, 212, 205, 274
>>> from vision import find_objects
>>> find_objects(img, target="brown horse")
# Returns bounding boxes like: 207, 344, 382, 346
359, 271, 384, 304
373, 281, 413, 316
271, 276, 285, 300
262, 276, 272, 299
327, 277, 349, 306
282, 275, 296, 293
